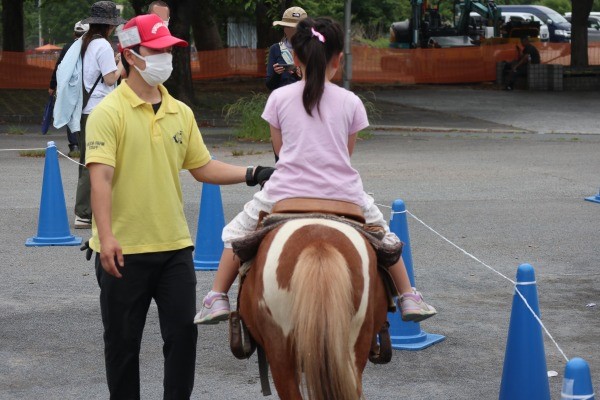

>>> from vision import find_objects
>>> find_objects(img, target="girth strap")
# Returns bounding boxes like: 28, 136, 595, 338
257, 345, 272, 396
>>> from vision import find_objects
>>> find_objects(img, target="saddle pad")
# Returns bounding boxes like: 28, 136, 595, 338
232, 213, 402, 268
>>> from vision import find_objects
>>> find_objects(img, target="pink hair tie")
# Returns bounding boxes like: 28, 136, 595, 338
311, 27, 325, 43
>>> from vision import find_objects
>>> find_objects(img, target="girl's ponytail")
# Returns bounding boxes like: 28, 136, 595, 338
292, 18, 344, 116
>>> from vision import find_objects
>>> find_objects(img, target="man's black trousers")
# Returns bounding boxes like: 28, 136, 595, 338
95, 247, 198, 400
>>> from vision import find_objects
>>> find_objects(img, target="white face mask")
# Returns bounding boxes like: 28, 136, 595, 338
130, 50, 173, 86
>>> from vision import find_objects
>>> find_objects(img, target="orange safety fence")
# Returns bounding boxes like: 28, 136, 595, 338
191, 48, 267, 79
2, 43, 600, 89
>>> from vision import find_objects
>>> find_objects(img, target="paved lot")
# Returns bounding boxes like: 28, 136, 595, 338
369, 85, 600, 135
0, 86, 599, 399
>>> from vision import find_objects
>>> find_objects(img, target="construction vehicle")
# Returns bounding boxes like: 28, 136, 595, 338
389, 0, 539, 48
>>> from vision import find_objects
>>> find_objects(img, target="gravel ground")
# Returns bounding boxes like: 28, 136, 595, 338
0, 85, 599, 399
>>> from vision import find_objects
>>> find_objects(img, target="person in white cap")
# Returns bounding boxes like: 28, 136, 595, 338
85, 13, 273, 399
266, 6, 307, 91
48, 20, 89, 155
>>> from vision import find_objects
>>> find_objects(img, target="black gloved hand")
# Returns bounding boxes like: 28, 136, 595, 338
80, 240, 93, 261
246, 166, 275, 187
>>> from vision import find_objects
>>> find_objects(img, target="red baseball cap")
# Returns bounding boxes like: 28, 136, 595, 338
118, 14, 187, 51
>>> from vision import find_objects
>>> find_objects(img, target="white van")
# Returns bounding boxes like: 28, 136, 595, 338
501, 12, 550, 41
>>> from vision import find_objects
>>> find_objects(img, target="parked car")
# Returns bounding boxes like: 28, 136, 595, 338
467, 11, 548, 41
564, 14, 600, 29
564, 14, 600, 42
501, 12, 550, 41
499, 5, 571, 42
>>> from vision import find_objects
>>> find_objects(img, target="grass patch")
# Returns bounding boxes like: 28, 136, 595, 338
223, 92, 270, 141
358, 93, 381, 121
222, 91, 381, 142
19, 150, 45, 157
231, 149, 268, 157
7, 125, 27, 135
358, 131, 373, 140
354, 37, 390, 48
357, 93, 380, 139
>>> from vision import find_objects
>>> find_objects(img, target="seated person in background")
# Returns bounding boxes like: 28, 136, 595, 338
505, 36, 540, 90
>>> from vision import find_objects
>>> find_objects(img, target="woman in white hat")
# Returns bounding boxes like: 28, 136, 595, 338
265, 6, 307, 91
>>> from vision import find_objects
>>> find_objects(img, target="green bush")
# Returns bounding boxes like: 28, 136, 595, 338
222, 92, 270, 141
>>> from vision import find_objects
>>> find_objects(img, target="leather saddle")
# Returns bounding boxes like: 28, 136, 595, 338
271, 197, 366, 223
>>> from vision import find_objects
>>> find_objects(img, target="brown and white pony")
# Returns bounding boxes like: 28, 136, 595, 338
239, 217, 389, 400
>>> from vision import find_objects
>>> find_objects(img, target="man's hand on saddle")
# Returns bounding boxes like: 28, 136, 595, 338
246, 166, 275, 188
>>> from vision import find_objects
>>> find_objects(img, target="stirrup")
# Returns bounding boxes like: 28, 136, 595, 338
229, 311, 256, 359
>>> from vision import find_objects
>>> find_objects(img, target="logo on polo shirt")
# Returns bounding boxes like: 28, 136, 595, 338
173, 130, 183, 144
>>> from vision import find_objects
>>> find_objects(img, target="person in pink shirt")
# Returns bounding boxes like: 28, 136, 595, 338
195, 17, 436, 325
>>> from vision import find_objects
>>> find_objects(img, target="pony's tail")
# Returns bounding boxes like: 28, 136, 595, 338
291, 243, 359, 400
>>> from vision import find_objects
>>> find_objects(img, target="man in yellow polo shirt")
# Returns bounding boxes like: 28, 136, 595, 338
85, 14, 273, 399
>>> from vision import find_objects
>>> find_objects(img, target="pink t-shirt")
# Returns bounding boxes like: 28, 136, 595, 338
261, 81, 370, 207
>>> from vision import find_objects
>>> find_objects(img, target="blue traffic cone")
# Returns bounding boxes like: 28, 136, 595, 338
26, 141, 82, 247
387, 199, 445, 350
499, 263, 550, 400
193, 182, 225, 271
584, 188, 600, 204
562, 358, 595, 400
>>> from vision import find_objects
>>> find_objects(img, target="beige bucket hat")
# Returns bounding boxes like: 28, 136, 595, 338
272, 6, 307, 28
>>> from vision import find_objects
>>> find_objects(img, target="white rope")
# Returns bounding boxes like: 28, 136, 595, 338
56, 150, 86, 167
0, 147, 86, 167
0, 148, 46, 152
377, 202, 570, 362
513, 286, 569, 362
400, 209, 516, 284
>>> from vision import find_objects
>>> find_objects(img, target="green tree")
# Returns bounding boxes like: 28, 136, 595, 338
37, 0, 91, 46
190, 0, 223, 51
9, 0, 134, 49
571, 0, 594, 66
1, 0, 25, 51
155, 0, 196, 104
